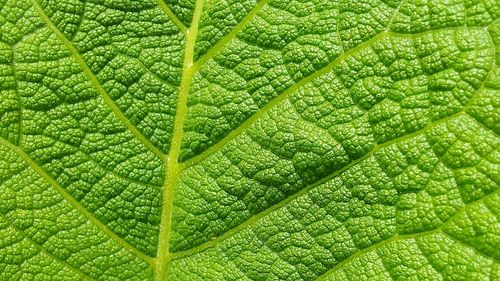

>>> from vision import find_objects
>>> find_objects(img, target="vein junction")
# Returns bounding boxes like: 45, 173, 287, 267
0, 0, 498, 280
155, 0, 205, 279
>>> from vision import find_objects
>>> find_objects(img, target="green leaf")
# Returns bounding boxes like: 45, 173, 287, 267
0, 0, 498, 280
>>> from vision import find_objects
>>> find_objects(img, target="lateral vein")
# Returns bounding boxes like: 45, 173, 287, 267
182, 31, 389, 168
193, 0, 269, 67
0, 137, 155, 266
0, 213, 96, 280
30, 0, 167, 162
170, 111, 474, 259
316, 190, 500, 280
156, 0, 189, 34
182, 26, 491, 168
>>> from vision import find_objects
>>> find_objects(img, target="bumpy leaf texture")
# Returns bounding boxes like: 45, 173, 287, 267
0, 0, 499, 280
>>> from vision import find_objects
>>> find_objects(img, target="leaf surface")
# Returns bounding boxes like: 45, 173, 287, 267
0, 0, 499, 280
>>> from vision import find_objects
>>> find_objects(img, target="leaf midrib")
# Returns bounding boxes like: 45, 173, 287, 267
154, 0, 205, 280
13, 1, 498, 279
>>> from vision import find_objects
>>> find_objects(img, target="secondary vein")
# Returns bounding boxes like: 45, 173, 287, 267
181, 26, 490, 169
169, 111, 475, 260
0, 137, 155, 266
154, 0, 205, 279
316, 190, 499, 280
156, 0, 188, 34
0, 213, 96, 281
192, 0, 269, 68
181, 31, 389, 168
30, 0, 167, 162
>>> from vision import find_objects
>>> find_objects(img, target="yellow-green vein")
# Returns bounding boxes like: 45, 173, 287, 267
154, 0, 205, 279
192, 0, 269, 68
0, 137, 155, 266
181, 31, 390, 168
170, 111, 469, 259
0, 213, 96, 281
316, 190, 499, 280
156, 0, 188, 34
181, 26, 492, 169
30, 0, 167, 162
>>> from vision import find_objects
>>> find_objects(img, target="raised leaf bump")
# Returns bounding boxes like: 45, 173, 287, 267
0, 0, 498, 280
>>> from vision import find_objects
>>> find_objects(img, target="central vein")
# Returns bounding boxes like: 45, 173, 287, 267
154, 1, 205, 280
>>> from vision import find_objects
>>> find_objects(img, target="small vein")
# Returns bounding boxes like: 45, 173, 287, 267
414, 237, 444, 279
155, 0, 188, 34
0, 137, 155, 266
315, 190, 499, 280
386, 0, 406, 31
192, 0, 269, 68
315, 232, 432, 281
375, 247, 397, 281
69, 0, 85, 41
182, 26, 492, 168
170, 111, 467, 260
11, 46, 22, 146
440, 231, 499, 262
182, 31, 389, 168
30, 0, 167, 162
466, 111, 500, 138
463, 44, 498, 137
336, 1, 344, 54
116, 53, 179, 89
0, 213, 96, 281
36, 133, 162, 189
